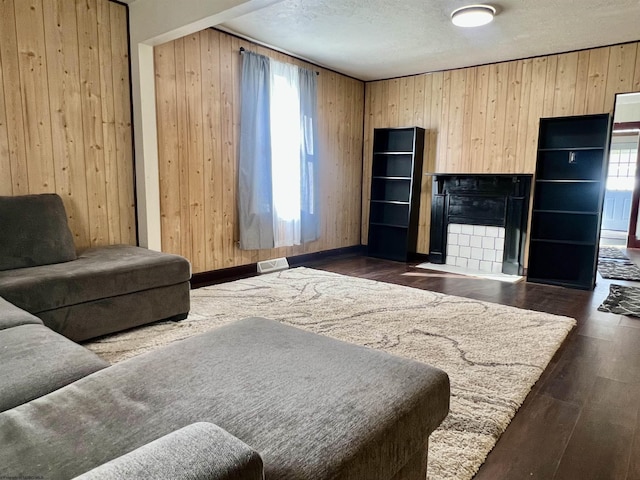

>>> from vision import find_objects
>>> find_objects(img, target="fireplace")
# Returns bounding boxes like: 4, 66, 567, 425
428, 174, 532, 275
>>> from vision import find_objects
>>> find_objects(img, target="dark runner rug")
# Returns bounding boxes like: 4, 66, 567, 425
598, 284, 640, 317
598, 259, 640, 281
599, 247, 629, 261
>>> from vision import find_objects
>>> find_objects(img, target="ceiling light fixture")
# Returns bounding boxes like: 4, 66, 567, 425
451, 4, 496, 28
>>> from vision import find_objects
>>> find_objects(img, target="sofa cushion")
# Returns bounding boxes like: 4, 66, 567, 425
0, 296, 42, 331
0, 194, 77, 271
0, 323, 108, 412
0, 245, 191, 314
0, 318, 449, 480
73, 423, 264, 480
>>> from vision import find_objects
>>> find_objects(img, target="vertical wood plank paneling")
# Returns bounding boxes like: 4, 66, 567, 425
156, 29, 364, 273
585, 47, 610, 114
109, 2, 135, 245
429, 72, 443, 171
0, 0, 29, 195
523, 57, 548, 170
573, 50, 591, 115
155, 32, 640, 267
398, 76, 415, 126
416, 73, 433, 253
387, 78, 400, 126
97, 0, 120, 244
461, 68, 476, 172
43, 0, 88, 246
482, 63, 508, 172
0, 40, 13, 195
353, 79, 364, 244
218, 33, 235, 268
154, 42, 181, 256
542, 54, 559, 117
412, 75, 426, 126
14, 0, 56, 193
341, 76, 352, 248
604, 43, 638, 112
173, 38, 192, 263
0, 0, 134, 248
446, 68, 466, 172
438, 71, 452, 170
469, 65, 489, 171
336, 75, 349, 248
317, 70, 330, 251
633, 49, 640, 92
184, 33, 205, 270
323, 71, 338, 253
552, 52, 579, 116
361, 83, 373, 243
363, 41, 640, 254
503, 61, 523, 172
201, 30, 222, 270
375, 80, 387, 128
362, 81, 380, 241
76, 0, 109, 247
515, 59, 533, 173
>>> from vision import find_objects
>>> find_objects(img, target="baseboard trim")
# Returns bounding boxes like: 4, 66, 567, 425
191, 245, 365, 289
288, 245, 365, 267
191, 264, 258, 289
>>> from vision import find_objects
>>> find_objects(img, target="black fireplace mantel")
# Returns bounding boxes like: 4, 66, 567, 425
428, 173, 532, 275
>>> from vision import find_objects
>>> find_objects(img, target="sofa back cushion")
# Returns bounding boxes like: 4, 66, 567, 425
0, 194, 77, 271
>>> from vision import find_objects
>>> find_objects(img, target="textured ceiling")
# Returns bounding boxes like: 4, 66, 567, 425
220, 0, 640, 81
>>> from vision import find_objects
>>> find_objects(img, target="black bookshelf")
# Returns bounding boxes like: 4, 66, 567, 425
527, 114, 611, 290
367, 127, 425, 262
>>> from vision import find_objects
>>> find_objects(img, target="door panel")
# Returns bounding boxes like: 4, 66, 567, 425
602, 190, 632, 231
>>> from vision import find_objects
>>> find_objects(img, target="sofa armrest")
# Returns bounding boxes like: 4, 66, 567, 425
73, 423, 264, 480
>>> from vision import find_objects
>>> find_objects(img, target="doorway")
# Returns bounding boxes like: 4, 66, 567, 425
600, 93, 640, 247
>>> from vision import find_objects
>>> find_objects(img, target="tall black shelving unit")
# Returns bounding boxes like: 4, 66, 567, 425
527, 114, 611, 290
367, 127, 425, 262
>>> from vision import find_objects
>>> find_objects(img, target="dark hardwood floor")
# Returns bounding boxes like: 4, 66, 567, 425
302, 252, 640, 480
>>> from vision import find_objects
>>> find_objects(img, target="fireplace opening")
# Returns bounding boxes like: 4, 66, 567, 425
428, 174, 532, 276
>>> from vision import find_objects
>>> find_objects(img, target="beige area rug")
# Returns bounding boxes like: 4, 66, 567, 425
85, 267, 576, 480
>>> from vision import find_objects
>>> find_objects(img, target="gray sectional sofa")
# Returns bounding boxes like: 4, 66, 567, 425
0, 193, 450, 479
0, 194, 191, 341
0, 303, 450, 479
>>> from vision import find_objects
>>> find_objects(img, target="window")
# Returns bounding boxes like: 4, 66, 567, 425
269, 61, 302, 245
607, 134, 639, 191
238, 51, 319, 250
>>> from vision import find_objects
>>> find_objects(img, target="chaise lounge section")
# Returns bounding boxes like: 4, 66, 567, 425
0, 194, 191, 341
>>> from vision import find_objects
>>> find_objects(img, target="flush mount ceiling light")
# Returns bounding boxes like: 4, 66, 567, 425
451, 4, 496, 27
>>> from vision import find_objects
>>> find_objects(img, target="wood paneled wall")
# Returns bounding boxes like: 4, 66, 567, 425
154, 29, 364, 274
363, 42, 640, 254
0, 0, 135, 249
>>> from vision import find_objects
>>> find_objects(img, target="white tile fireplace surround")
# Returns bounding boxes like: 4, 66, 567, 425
446, 223, 505, 273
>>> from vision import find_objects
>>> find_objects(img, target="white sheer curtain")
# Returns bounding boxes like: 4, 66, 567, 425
269, 60, 301, 247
